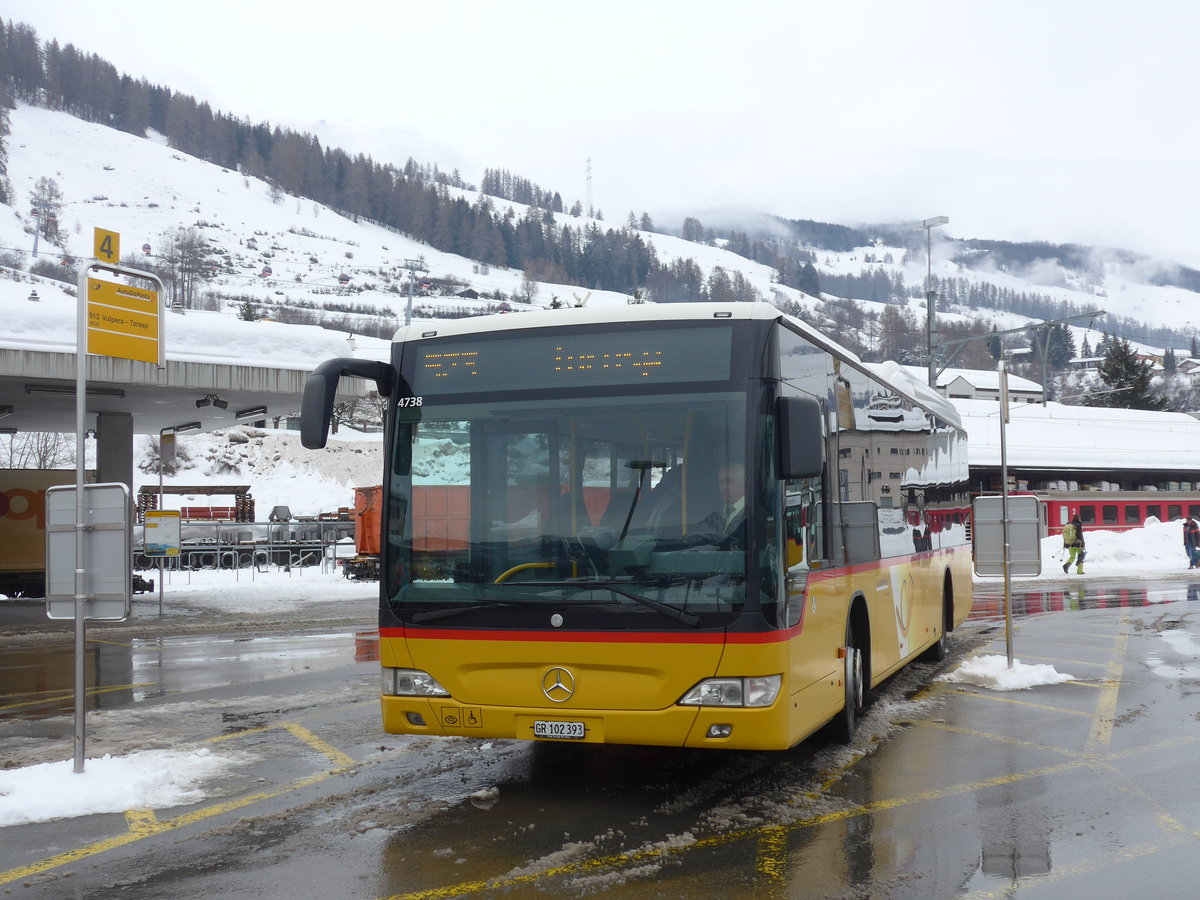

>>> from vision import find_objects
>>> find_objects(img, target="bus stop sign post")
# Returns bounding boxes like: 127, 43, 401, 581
972, 361, 1043, 668
144, 509, 181, 616
52, 248, 165, 774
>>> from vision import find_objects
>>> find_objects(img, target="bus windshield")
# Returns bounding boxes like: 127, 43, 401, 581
385, 391, 748, 626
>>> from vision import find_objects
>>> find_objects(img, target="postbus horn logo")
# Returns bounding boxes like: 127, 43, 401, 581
542, 667, 575, 702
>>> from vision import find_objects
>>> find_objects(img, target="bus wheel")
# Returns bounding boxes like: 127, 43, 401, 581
923, 623, 949, 663
922, 587, 951, 663
833, 619, 864, 743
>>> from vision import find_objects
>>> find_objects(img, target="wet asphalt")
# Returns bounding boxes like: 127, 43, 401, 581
1, 580, 1198, 898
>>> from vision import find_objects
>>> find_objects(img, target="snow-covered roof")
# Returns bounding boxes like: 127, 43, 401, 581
954, 398, 1200, 470
897, 364, 1042, 392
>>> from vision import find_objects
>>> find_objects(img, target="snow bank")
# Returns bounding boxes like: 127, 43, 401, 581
936, 654, 1075, 691
0, 748, 239, 826
979, 517, 1198, 581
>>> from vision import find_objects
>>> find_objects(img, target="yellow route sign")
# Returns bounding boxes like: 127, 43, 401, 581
94, 227, 120, 263
86, 277, 162, 364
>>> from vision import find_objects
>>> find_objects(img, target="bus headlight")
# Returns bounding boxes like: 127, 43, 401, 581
382, 667, 450, 697
678, 675, 781, 708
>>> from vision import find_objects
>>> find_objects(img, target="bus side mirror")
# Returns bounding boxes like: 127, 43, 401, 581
778, 396, 824, 480
301, 358, 395, 449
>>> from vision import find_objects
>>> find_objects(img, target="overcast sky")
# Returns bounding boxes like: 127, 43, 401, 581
9, 1, 1200, 265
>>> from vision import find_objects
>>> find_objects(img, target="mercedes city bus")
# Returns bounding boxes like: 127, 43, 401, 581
301, 302, 971, 750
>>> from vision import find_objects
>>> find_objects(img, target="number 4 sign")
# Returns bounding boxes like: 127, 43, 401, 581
94, 227, 120, 263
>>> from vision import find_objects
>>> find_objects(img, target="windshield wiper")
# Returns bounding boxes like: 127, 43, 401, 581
408, 592, 602, 623
531, 581, 703, 627
409, 598, 533, 623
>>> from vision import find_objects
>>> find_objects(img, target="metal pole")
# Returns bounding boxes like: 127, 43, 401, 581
158, 437, 165, 616
927, 226, 936, 389
402, 259, 427, 328
73, 269, 89, 773
1040, 326, 1052, 406
998, 360, 1014, 668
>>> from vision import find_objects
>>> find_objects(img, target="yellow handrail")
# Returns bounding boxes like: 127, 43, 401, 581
493, 562, 555, 584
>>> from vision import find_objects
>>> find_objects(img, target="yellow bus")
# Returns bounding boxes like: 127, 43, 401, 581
302, 302, 971, 750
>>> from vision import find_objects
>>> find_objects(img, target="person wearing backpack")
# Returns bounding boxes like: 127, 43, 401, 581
1062, 514, 1085, 574
1183, 515, 1200, 568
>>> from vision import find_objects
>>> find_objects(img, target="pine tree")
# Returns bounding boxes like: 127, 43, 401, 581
1087, 338, 1166, 410
1046, 322, 1076, 369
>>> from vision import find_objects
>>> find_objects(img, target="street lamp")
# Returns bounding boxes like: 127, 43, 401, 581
910, 215, 949, 388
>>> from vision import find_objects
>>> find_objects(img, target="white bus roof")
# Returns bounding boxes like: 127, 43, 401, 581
393, 301, 960, 429
392, 301, 788, 342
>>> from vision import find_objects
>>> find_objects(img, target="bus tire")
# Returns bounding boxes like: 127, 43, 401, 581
833, 617, 865, 743
922, 578, 953, 663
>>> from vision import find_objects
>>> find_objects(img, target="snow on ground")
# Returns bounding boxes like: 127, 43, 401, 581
148, 563, 375, 616
2, 516, 1196, 827
936, 655, 1076, 691
0, 748, 239, 827
1, 566, 376, 827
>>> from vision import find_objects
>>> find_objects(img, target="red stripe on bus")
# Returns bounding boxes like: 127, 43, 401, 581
379, 625, 803, 644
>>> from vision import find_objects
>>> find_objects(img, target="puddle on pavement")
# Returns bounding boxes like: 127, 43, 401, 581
0, 629, 378, 723
969, 581, 1199, 620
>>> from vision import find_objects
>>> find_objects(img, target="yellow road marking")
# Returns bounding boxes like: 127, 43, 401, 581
1003, 653, 1110, 669
1064, 679, 1106, 689
124, 808, 160, 834
948, 689, 1096, 717
754, 826, 788, 882
0, 709, 376, 888
382, 759, 1095, 900
1086, 623, 1129, 754
916, 720, 1085, 758
0, 682, 159, 713
0, 762, 351, 887
282, 722, 356, 768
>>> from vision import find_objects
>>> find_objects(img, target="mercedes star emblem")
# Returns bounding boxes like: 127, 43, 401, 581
541, 666, 575, 702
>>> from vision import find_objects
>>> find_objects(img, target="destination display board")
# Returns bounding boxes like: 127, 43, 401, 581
409, 325, 732, 395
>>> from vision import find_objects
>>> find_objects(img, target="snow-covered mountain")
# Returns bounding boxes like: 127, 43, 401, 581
3, 100, 1198, 514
